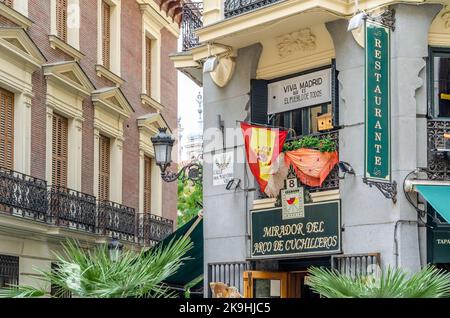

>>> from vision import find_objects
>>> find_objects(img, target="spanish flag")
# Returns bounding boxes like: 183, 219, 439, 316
240, 122, 288, 193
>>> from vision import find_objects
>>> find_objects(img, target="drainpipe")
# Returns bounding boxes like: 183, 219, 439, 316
394, 220, 419, 269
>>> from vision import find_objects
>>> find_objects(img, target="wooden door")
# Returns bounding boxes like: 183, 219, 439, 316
243, 271, 288, 298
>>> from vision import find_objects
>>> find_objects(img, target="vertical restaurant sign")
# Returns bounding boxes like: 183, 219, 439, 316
365, 20, 391, 182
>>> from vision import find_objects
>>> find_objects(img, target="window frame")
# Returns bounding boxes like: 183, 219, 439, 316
428, 47, 450, 119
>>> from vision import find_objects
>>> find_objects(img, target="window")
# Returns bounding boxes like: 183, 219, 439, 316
56, 0, 68, 42
145, 37, 152, 96
1, 0, 13, 8
0, 88, 14, 170
98, 134, 110, 201
143, 155, 152, 213
270, 104, 332, 138
430, 49, 450, 118
0, 255, 18, 288
102, 0, 111, 69
52, 113, 68, 187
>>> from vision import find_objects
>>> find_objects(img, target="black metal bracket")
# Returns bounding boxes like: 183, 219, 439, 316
161, 162, 203, 184
363, 178, 398, 204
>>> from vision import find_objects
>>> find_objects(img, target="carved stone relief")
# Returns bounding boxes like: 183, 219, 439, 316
276, 28, 316, 58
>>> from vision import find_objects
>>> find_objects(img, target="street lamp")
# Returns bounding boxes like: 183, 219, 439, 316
151, 127, 202, 184
108, 237, 123, 262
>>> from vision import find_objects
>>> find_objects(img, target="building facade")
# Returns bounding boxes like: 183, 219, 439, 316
174, 0, 450, 298
0, 0, 181, 290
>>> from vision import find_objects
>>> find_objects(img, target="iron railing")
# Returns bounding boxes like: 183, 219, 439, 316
182, 2, 203, 51
0, 166, 173, 245
97, 200, 136, 242
0, 255, 19, 288
0, 167, 48, 221
137, 213, 174, 246
427, 119, 450, 180
48, 185, 97, 233
331, 253, 381, 278
207, 261, 251, 297
224, 0, 284, 18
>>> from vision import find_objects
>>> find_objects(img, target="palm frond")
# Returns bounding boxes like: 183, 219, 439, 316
307, 265, 450, 298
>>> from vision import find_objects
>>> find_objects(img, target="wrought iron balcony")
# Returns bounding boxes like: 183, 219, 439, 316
224, 0, 284, 19
97, 200, 136, 242
137, 213, 174, 246
427, 119, 450, 180
0, 166, 174, 245
181, 2, 203, 51
0, 167, 48, 221
48, 185, 97, 233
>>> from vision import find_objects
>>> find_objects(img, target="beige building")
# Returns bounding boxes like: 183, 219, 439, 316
0, 0, 181, 291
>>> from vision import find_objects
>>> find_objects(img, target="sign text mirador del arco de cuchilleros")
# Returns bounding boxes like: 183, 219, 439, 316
365, 20, 391, 183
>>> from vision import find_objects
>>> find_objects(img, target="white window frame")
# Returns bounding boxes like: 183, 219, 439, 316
97, 0, 121, 76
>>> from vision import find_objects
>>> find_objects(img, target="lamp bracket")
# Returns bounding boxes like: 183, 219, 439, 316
161, 162, 203, 184
363, 178, 398, 203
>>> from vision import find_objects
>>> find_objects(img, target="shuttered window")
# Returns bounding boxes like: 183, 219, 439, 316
143, 156, 152, 213
146, 37, 152, 95
0, 88, 14, 170
1, 0, 13, 8
98, 134, 110, 201
102, 1, 111, 69
56, 0, 68, 42
52, 114, 68, 187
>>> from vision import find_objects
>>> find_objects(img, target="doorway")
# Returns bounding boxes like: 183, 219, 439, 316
243, 271, 319, 298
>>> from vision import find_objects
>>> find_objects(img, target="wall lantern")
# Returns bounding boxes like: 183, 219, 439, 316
151, 127, 202, 184
108, 237, 123, 262
338, 161, 356, 179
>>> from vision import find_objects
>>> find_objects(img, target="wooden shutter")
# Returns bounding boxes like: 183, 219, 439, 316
102, 1, 111, 69
143, 156, 152, 214
251, 79, 268, 125
52, 114, 68, 187
146, 37, 152, 95
98, 134, 110, 201
56, 0, 68, 42
0, 88, 14, 170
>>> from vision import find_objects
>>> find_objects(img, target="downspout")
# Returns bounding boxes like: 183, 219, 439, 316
393, 220, 419, 269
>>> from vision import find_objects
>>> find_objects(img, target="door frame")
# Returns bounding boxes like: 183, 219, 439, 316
243, 271, 288, 298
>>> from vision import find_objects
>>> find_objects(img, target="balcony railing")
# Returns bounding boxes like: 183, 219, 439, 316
0, 167, 48, 221
48, 185, 96, 233
427, 119, 450, 180
97, 200, 136, 242
224, 0, 284, 19
182, 3, 203, 51
0, 166, 173, 245
137, 213, 174, 246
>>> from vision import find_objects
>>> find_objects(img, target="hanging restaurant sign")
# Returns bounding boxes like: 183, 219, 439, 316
364, 19, 391, 183
267, 68, 332, 115
250, 200, 341, 259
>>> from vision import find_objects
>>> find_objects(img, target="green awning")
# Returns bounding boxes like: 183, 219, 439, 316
416, 185, 450, 223
153, 216, 203, 288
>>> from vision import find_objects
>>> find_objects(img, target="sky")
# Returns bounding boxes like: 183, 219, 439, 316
176, 33, 203, 160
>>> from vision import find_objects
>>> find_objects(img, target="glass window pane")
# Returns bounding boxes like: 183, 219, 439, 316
434, 56, 450, 118
253, 279, 281, 298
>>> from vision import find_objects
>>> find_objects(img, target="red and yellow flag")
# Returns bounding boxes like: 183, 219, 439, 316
240, 122, 288, 192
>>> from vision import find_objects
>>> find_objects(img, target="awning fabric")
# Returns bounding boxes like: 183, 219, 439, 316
152, 216, 203, 288
416, 185, 450, 223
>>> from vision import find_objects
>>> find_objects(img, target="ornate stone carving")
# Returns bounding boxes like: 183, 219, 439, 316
276, 28, 316, 58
